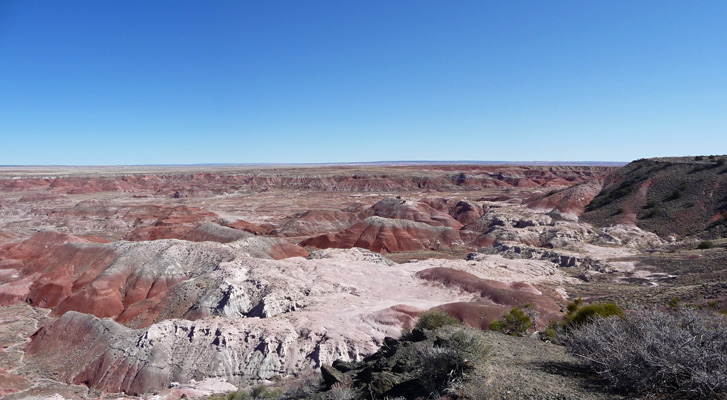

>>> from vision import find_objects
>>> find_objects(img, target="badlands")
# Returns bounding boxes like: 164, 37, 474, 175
0, 160, 726, 399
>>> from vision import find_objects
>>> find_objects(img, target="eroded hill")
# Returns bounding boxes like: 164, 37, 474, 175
3, 162, 723, 399
582, 156, 727, 239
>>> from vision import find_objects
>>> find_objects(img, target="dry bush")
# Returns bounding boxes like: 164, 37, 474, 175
564, 308, 727, 398
328, 381, 354, 400
418, 326, 491, 394
212, 385, 281, 400
283, 367, 321, 398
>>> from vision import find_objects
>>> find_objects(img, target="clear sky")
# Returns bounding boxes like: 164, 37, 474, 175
1, 1, 725, 165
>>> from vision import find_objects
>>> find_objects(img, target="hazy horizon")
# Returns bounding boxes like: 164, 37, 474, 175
1, 160, 633, 168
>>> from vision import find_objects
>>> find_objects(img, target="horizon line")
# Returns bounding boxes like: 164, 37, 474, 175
0, 160, 628, 168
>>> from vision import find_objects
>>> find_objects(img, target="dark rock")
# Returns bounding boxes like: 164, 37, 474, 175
331, 359, 357, 373
369, 371, 401, 395
411, 327, 427, 342
320, 364, 345, 387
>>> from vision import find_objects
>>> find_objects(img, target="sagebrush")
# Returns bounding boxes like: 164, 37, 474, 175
564, 308, 727, 398
418, 325, 491, 394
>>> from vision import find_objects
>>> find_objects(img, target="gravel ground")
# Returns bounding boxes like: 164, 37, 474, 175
472, 331, 625, 400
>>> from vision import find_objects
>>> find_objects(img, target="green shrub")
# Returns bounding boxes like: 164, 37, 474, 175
666, 189, 683, 201
695, 155, 704, 161
641, 208, 658, 219
698, 240, 714, 250
488, 320, 505, 332
415, 310, 461, 331
668, 297, 681, 310
489, 306, 533, 336
563, 299, 623, 328
542, 320, 560, 342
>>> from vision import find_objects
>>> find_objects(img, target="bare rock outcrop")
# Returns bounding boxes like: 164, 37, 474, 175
185, 222, 308, 259
307, 247, 396, 266
369, 198, 463, 229
300, 216, 465, 253
124, 206, 219, 241
474, 242, 589, 268
0, 233, 308, 329
595, 224, 664, 248
527, 179, 604, 219
5, 233, 572, 395
272, 209, 363, 237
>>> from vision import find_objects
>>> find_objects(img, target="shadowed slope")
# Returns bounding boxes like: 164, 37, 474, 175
582, 157, 727, 238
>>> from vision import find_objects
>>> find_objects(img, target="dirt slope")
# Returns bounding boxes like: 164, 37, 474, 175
582, 156, 727, 238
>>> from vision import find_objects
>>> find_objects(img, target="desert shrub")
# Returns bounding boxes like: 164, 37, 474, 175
614, 207, 624, 215
586, 197, 605, 210
563, 299, 623, 328
418, 326, 490, 393
698, 240, 714, 249
221, 390, 249, 400
668, 297, 682, 310
695, 155, 704, 161
564, 309, 727, 397
666, 189, 683, 201
586, 179, 636, 211
415, 310, 461, 331
613, 185, 634, 198
641, 208, 659, 219
249, 385, 282, 399
542, 320, 560, 342
328, 381, 354, 400
283, 368, 321, 398
488, 306, 533, 336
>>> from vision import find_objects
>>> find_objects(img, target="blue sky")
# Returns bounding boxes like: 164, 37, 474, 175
1, 1, 726, 165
